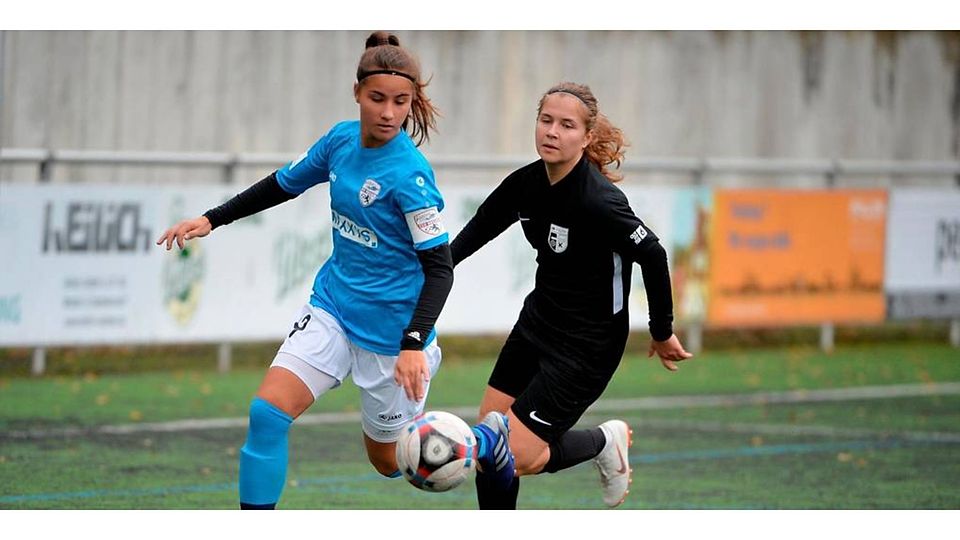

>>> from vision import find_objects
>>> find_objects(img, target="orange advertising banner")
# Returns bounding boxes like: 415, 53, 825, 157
707, 189, 887, 327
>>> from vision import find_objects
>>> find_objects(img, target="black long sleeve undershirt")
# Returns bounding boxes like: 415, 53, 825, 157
203, 171, 296, 229
400, 243, 454, 351
631, 239, 674, 342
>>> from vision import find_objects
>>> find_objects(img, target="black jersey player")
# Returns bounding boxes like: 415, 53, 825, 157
451, 82, 693, 509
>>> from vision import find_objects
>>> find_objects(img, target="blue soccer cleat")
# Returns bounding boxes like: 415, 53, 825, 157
473, 411, 516, 489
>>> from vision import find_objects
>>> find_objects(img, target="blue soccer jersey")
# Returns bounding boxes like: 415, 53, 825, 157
276, 121, 448, 355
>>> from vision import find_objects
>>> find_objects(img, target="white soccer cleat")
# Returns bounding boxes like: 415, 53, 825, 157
595, 419, 633, 508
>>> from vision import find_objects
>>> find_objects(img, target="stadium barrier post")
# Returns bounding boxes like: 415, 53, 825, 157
819, 322, 835, 354
31, 347, 46, 376
218, 342, 232, 373
686, 323, 703, 354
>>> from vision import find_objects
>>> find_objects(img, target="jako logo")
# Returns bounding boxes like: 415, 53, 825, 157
43, 202, 152, 253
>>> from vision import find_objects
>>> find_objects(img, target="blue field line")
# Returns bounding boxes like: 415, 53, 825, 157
1, 438, 955, 505
0, 472, 385, 504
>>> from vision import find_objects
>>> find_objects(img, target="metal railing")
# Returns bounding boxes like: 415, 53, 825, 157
3, 148, 960, 186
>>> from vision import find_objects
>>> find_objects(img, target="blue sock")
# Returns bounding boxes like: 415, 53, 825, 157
239, 397, 293, 509
472, 422, 517, 505
473, 424, 497, 467
472, 425, 494, 464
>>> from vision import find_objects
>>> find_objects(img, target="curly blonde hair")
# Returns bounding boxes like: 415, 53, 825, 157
537, 82, 627, 182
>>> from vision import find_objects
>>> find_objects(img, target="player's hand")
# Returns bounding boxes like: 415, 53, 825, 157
395, 350, 430, 401
156, 216, 212, 250
648, 334, 693, 372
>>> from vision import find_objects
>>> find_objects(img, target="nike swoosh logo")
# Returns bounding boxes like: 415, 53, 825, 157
615, 445, 627, 474
529, 410, 552, 426
518, 214, 530, 221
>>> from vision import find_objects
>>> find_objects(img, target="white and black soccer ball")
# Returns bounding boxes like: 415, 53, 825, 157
395, 410, 477, 492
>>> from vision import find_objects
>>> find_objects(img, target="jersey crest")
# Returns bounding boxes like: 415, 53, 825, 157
359, 179, 381, 207
548, 224, 569, 253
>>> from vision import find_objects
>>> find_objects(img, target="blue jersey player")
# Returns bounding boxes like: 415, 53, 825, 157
157, 31, 514, 509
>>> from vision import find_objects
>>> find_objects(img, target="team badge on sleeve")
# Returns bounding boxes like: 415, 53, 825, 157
548, 224, 569, 253
359, 179, 382, 207
405, 207, 446, 244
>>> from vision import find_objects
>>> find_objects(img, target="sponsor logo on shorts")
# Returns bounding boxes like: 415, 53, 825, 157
529, 410, 553, 426
288, 313, 311, 338
378, 412, 404, 422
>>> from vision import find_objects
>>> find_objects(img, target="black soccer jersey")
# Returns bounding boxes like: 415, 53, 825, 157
452, 155, 675, 360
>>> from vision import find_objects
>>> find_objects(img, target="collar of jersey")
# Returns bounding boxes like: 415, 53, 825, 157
544, 154, 589, 189
356, 125, 408, 153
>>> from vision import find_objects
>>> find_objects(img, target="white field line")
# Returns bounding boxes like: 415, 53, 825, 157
4, 382, 960, 440
619, 418, 960, 444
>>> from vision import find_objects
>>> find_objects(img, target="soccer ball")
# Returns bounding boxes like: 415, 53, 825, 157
395, 410, 477, 492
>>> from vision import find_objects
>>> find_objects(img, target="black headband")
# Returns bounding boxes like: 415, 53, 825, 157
548, 89, 590, 107
357, 69, 417, 84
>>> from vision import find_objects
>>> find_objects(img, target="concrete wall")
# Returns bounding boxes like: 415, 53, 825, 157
2, 31, 959, 183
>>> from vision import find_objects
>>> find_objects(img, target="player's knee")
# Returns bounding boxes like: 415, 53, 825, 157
512, 444, 548, 476
244, 397, 293, 450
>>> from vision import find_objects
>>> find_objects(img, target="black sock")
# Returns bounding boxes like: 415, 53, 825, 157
240, 502, 276, 510
540, 427, 606, 474
475, 469, 520, 510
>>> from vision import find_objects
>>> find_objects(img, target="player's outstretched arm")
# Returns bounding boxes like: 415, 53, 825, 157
158, 172, 297, 253
648, 334, 693, 372
156, 216, 212, 251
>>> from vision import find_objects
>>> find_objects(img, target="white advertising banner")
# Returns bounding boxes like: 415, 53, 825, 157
0, 184, 333, 346
884, 189, 960, 319
0, 182, 684, 346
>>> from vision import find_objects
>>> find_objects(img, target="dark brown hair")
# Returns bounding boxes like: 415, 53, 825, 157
537, 82, 627, 182
356, 31, 439, 146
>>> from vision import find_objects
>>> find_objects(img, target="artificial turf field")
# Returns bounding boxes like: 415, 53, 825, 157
1, 343, 958, 510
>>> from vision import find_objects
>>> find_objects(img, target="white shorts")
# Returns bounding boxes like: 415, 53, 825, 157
270, 303, 442, 443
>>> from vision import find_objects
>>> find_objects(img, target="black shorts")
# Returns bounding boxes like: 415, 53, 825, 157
487, 324, 623, 443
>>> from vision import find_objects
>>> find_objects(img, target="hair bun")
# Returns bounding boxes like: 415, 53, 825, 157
365, 31, 401, 49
